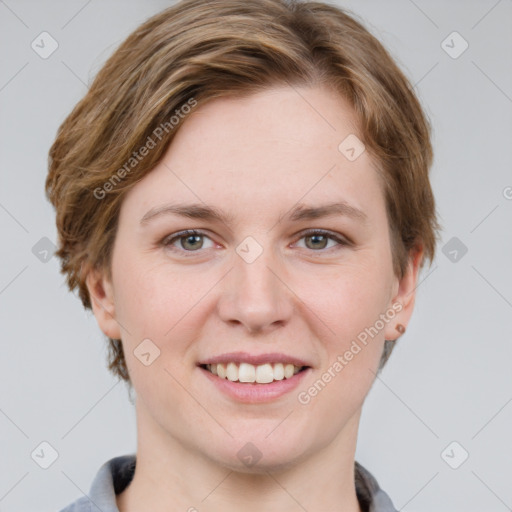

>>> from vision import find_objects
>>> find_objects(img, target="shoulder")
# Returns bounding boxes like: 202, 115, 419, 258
56, 454, 136, 512
57, 495, 92, 512
355, 461, 398, 512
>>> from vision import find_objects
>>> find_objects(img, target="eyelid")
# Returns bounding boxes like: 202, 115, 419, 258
295, 228, 351, 246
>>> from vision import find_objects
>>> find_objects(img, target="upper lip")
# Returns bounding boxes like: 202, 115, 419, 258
198, 351, 312, 368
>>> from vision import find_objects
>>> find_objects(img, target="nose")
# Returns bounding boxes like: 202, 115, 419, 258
216, 245, 294, 334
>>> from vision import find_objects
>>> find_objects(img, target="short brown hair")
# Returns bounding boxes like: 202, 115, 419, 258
46, 0, 441, 384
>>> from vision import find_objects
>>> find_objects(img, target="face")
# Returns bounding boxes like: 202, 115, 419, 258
88, 84, 421, 472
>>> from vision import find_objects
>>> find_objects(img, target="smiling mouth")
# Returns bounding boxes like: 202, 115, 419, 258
199, 362, 309, 384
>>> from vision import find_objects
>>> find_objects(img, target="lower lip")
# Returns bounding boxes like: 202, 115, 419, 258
198, 366, 311, 403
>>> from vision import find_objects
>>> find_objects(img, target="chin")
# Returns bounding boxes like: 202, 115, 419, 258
206, 434, 312, 474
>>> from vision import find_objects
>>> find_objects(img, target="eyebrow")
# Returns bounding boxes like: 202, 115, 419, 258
140, 200, 368, 226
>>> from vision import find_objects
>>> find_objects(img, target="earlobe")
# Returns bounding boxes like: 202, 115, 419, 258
85, 266, 122, 339
384, 246, 424, 341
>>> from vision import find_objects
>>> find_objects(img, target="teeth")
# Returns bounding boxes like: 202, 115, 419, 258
217, 363, 227, 379
205, 362, 304, 383
285, 363, 295, 378
273, 363, 284, 380
255, 363, 273, 383
226, 362, 238, 382
239, 362, 256, 383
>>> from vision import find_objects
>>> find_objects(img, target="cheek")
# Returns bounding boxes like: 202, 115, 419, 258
112, 262, 195, 402
112, 258, 214, 366
301, 271, 388, 416
114, 252, 184, 319
299, 260, 391, 389
308, 260, 391, 332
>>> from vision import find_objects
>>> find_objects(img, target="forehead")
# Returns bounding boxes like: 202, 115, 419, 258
120, 85, 385, 228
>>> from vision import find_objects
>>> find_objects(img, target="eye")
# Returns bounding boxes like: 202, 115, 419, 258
162, 230, 215, 254
294, 229, 349, 252
160, 228, 349, 257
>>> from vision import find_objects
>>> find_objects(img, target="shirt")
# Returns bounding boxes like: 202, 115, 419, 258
58, 454, 398, 512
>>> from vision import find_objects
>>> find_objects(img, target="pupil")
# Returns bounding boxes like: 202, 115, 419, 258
183, 235, 202, 250
308, 234, 327, 249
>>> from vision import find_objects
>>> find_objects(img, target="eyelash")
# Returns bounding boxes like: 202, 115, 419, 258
160, 228, 350, 257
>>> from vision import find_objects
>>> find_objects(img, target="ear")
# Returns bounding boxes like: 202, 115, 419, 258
84, 265, 122, 339
383, 246, 424, 341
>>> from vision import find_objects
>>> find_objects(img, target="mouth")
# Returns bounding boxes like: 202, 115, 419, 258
199, 362, 310, 384
196, 351, 313, 402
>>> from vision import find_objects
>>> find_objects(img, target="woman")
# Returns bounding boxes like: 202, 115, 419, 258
46, 0, 441, 510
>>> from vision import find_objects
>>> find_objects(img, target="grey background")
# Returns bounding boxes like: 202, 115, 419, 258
1, 1, 511, 511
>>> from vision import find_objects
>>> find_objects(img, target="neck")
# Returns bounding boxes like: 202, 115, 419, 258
116, 400, 363, 512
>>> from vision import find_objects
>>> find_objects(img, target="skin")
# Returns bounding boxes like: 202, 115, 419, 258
86, 84, 423, 512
